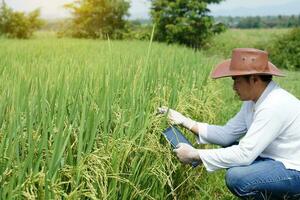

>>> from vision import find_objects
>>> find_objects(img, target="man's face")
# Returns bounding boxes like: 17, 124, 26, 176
232, 76, 254, 101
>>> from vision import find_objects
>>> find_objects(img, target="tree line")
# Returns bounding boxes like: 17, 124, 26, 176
215, 15, 300, 29
1, 0, 299, 51
1, 0, 225, 49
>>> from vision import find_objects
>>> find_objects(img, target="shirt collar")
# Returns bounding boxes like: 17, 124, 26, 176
254, 81, 277, 110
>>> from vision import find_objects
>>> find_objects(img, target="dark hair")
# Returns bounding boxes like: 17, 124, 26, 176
259, 75, 273, 82
243, 75, 273, 83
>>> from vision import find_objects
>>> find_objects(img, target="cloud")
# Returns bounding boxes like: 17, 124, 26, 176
129, 0, 151, 19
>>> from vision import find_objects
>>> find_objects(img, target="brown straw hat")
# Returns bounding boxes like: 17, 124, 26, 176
211, 48, 285, 79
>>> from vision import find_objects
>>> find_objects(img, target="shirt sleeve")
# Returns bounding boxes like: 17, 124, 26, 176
198, 107, 284, 172
197, 102, 248, 147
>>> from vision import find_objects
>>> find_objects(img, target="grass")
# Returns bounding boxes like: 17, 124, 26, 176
0, 28, 298, 199
275, 70, 300, 99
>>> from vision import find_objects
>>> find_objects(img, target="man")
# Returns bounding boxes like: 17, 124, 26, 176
158, 48, 300, 199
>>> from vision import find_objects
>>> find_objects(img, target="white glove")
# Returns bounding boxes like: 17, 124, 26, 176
157, 106, 196, 130
173, 143, 201, 164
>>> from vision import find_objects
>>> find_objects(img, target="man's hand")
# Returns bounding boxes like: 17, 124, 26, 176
157, 106, 187, 125
157, 106, 195, 129
173, 143, 201, 165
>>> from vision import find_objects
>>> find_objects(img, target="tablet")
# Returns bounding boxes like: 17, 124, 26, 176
163, 126, 200, 168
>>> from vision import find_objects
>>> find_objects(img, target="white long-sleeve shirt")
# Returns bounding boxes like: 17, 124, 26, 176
197, 81, 300, 172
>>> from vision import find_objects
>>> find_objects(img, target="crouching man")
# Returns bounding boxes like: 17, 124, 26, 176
158, 48, 300, 199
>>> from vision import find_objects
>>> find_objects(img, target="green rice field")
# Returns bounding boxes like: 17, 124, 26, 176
0, 29, 298, 199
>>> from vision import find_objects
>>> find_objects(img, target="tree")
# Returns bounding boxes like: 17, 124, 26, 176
236, 16, 262, 29
0, 2, 43, 39
65, 0, 130, 39
268, 28, 300, 70
151, 0, 225, 49
0, 1, 9, 34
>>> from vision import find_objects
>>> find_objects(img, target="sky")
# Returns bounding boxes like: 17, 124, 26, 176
4, 0, 300, 19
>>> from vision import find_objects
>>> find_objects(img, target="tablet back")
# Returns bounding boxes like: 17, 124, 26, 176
163, 126, 192, 148
163, 126, 200, 168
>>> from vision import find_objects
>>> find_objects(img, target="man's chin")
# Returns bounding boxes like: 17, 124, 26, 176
238, 96, 251, 101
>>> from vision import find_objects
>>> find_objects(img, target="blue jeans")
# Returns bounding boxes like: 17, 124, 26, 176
225, 157, 300, 200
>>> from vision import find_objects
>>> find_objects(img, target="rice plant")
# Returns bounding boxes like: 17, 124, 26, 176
0, 36, 236, 199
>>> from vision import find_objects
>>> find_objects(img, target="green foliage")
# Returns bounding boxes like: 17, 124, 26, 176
0, 3, 43, 39
151, 0, 225, 49
205, 29, 289, 58
236, 16, 262, 29
267, 28, 300, 70
65, 0, 130, 39
122, 21, 153, 40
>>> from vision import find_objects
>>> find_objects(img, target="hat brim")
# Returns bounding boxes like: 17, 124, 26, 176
211, 59, 285, 79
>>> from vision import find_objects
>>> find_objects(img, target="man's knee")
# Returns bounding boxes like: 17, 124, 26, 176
225, 167, 241, 192
225, 167, 254, 197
